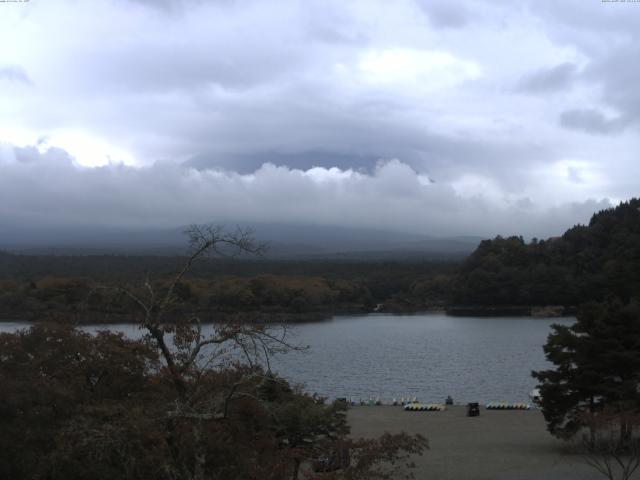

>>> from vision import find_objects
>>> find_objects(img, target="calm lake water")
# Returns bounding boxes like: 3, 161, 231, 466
0, 313, 574, 404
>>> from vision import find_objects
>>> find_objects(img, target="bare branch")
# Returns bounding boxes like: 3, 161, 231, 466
156, 224, 266, 323
117, 287, 151, 318
580, 408, 640, 480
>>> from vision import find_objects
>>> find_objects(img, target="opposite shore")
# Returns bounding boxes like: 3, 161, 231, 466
0, 304, 575, 324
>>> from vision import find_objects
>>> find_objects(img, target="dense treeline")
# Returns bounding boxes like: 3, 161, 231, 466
451, 198, 640, 308
0, 252, 456, 282
0, 256, 457, 321
0, 275, 372, 321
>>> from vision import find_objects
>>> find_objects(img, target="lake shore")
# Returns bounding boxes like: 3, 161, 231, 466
0, 304, 574, 324
445, 305, 576, 317
347, 405, 601, 480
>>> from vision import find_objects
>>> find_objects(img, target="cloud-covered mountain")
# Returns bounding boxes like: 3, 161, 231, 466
0, 142, 610, 242
0, 221, 483, 259
1, 0, 636, 242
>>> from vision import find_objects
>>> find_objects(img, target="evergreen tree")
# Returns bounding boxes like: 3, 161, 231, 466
533, 299, 640, 440
452, 198, 640, 307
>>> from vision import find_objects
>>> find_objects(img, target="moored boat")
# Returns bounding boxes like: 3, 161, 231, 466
529, 388, 541, 404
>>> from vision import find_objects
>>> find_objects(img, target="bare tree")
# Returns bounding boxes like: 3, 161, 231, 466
581, 408, 640, 480
98, 224, 302, 480
87, 225, 427, 480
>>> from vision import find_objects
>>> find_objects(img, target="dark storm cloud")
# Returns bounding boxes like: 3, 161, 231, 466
515, 62, 576, 94
123, 0, 213, 13
526, 0, 640, 50
0, 0, 634, 239
417, 0, 470, 29
526, 0, 640, 133
127, 0, 187, 7
585, 46, 640, 130
173, 83, 553, 182
560, 109, 626, 135
64, 28, 309, 94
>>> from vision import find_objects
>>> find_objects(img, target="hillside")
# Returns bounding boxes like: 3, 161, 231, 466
451, 198, 640, 307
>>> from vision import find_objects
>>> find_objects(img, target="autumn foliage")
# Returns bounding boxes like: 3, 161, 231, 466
0, 323, 426, 479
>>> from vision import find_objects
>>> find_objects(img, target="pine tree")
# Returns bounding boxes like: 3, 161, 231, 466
532, 299, 640, 440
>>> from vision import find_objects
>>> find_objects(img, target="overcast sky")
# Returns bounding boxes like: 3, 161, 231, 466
1, 0, 638, 239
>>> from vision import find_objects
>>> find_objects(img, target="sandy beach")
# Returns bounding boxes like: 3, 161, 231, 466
348, 405, 605, 480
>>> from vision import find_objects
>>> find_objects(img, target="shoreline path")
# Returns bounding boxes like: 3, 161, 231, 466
348, 406, 604, 480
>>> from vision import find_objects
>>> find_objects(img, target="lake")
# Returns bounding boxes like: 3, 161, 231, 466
0, 313, 573, 404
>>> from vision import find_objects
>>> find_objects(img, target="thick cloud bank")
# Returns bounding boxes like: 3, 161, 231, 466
0, 143, 609, 238
0, 0, 636, 240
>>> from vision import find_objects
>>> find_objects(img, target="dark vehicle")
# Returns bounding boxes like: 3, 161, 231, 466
467, 402, 480, 417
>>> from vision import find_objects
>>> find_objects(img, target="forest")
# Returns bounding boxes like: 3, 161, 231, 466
0, 254, 455, 322
0, 198, 638, 321
451, 198, 640, 309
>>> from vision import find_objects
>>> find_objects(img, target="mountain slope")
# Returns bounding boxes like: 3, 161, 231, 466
451, 198, 640, 306
0, 222, 482, 259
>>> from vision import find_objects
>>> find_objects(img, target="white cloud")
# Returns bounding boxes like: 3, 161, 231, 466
0, 0, 636, 240
44, 131, 138, 167
357, 48, 481, 89
0, 143, 612, 238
